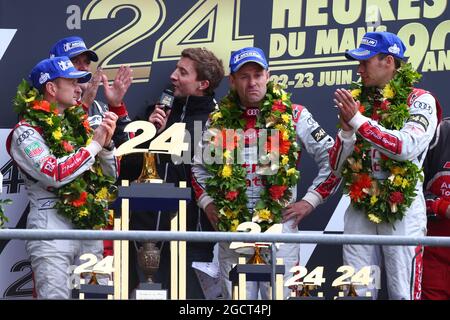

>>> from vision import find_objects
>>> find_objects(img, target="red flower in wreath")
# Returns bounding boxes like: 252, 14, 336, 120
269, 185, 287, 200
71, 191, 88, 207
61, 140, 74, 152
83, 120, 91, 133
32, 100, 51, 113
265, 136, 291, 155
389, 191, 404, 204
380, 100, 391, 111
225, 190, 239, 201
272, 100, 286, 113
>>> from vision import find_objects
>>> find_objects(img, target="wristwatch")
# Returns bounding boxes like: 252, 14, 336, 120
104, 141, 115, 151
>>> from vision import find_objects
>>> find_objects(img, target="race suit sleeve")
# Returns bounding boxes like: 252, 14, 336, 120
294, 105, 341, 208
9, 123, 103, 189
347, 92, 438, 161
97, 148, 120, 180
191, 119, 215, 211
105, 101, 134, 146
328, 129, 357, 177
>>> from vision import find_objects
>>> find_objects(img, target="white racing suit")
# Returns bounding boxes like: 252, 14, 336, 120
192, 104, 340, 299
7, 119, 119, 299
328, 89, 440, 300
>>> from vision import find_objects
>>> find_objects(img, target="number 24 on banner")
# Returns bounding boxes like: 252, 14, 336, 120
115, 121, 189, 157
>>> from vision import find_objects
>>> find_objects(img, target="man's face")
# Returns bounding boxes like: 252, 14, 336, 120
70, 53, 91, 91
53, 78, 82, 108
357, 55, 393, 88
170, 57, 203, 97
229, 63, 269, 108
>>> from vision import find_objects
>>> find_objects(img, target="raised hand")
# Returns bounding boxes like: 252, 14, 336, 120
334, 88, 359, 123
100, 112, 118, 147
80, 68, 102, 107
102, 65, 133, 107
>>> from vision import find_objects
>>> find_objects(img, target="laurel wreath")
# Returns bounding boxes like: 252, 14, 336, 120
13, 80, 116, 229
341, 63, 423, 224
205, 82, 300, 232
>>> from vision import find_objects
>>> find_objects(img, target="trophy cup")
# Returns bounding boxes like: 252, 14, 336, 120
136, 152, 163, 183
246, 244, 267, 264
137, 242, 160, 283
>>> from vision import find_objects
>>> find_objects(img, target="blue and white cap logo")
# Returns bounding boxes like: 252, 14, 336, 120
345, 31, 406, 61
229, 47, 268, 73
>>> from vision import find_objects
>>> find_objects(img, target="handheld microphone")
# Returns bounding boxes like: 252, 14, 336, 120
159, 88, 174, 112
155, 88, 174, 130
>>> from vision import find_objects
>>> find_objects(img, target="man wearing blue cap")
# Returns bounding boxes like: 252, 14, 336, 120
50, 36, 133, 149
329, 31, 442, 299
7, 56, 119, 299
192, 47, 340, 299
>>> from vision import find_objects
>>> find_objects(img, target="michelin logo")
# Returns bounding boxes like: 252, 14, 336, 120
361, 37, 377, 47
63, 40, 86, 52
58, 59, 73, 71
233, 51, 262, 64
39, 72, 50, 84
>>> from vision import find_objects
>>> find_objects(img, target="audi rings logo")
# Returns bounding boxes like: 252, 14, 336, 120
246, 108, 259, 116
16, 129, 34, 145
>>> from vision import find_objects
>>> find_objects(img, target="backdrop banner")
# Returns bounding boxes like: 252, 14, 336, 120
0, 0, 448, 299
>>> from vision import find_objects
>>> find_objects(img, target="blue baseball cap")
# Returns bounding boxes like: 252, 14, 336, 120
345, 32, 406, 61
229, 47, 268, 73
29, 56, 92, 92
49, 36, 99, 62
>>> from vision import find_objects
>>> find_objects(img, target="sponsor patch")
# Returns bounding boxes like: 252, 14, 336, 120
306, 115, 317, 126
39, 72, 50, 85
407, 114, 429, 131
233, 51, 263, 63
57, 59, 73, 71
413, 101, 433, 114
16, 129, 34, 145
40, 157, 56, 177
24, 141, 45, 158
388, 43, 400, 55
361, 37, 377, 47
311, 127, 327, 142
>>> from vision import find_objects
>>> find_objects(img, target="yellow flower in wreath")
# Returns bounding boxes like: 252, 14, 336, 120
368, 213, 382, 224
212, 112, 222, 121
391, 166, 406, 175
256, 208, 272, 221
221, 165, 232, 178
281, 114, 290, 124
382, 84, 395, 99
45, 117, 53, 126
393, 175, 404, 187
52, 128, 62, 140
351, 88, 361, 99
95, 187, 109, 200
287, 168, 297, 176
281, 155, 289, 166
370, 195, 378, 205
230, 219, 240, 232
79, 208, 89, 217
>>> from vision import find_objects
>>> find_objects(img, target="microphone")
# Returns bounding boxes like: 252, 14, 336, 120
159, 88, 174, 112
155, 88, 174, 130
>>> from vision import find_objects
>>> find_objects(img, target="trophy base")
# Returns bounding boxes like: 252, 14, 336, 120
131, 282, 167, 300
